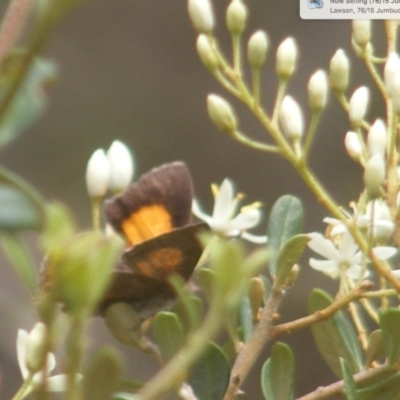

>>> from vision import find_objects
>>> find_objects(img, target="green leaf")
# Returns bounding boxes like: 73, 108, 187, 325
356, 371, 400, 400
0, 233, 37, 294
83, 346, 123, 400
239, 275, 271, 343
197, 267, 217, 304
153, 312, 184, 362
0, 184, 42, 230
188, 342, 230, 400
340, 358, 357, 400
379, 308, 400, 366
0, 54, 57, 146
104, 303, 143, 348
261, 342, 295, 400
170, 275, 203, 332
118, 377, 144, 393
239, 293, 254, 342
266, 195, 303, 276
308, 289, 363, 377
274, 234, 309, 288
365, 330, 384, 367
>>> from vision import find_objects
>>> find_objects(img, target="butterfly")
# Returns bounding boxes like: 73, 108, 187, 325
97, 161, 208, 318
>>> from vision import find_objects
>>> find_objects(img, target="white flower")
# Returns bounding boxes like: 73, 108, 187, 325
384, 52, 400, 95
107, 140, 134, 192
207, 94, 237, 133
308, 231, 396, 280
247, 30, 269, 68
192, 178, 267, 244
279, 95, 304, 139
344, 131, 362, 161
364, 154, 385, 198
197, 34, 218, 70
329, 49, 349, 93
226, 0, 248, 35
276, 37, 298, 79
349, 86, 369, 125
308, 69, 328, 111
188, 0, 215, 33
85, 149, 110, 198
17, 323, 80, 395
324, 200, 394, 241
358, 200, 394, 241
367, 119, 387, 158
352, 20, 371, 47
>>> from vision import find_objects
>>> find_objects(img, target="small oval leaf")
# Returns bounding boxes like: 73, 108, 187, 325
308, 289, 363, 377
153, 312, 184, 362
188, 342, 230, 400
267, 195, 303, 276
274, 234, 309, 288
83, 346, 123, 400
261, 342, 295, 400
365, 330, 384, 367
0, 184, 42, 231
340, 358, 357, 400
356, 371, 400, 400
379, 309, 400, 366
0, 233, 37, 294
0, 55, 57, 147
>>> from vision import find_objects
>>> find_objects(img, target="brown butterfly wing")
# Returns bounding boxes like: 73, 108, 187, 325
121, 223, 208, 280
97, 272, 175, 317
104, 162, 194, 245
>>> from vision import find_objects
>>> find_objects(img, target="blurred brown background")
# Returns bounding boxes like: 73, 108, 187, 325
0, 0, 387, 398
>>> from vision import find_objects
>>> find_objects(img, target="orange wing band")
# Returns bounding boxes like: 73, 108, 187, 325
121, 204, 173, 246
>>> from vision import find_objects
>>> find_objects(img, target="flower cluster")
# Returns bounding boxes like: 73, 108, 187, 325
86, 140, 134, 198
307, 206, 396, 289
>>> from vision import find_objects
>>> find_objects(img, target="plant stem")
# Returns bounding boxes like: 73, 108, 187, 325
270, 281, 372, 338
223, 288, 284, 399
91, 197, 101, 231
302, 111, 321, 159
0, 0, 34, 66
296, 363, 391, 400
66, 314, 85, 400
11, 375, 34, 400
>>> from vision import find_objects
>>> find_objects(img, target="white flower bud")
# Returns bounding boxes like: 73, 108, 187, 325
207, 94, 237, 133
329, 49, 349, 92
25, 323, 47, 373
247, 30, 269, 68
86, 149, 110, 198
344, 131, 362, 160
367, 119, 387, 158
349, 86, 369, 125
107, 140, 134, 192
196, 34, 219, 70
364, 154, 385, 198
276, 37, 298, 79
188, 0, 215, 34
365, 200, 394, 241
308, 70, 328, 111
226, 0, 247, 35
389, 74, 400, 114
352, 20, 371, 47
384, 53, 400, 95
279, 95, 304, 139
